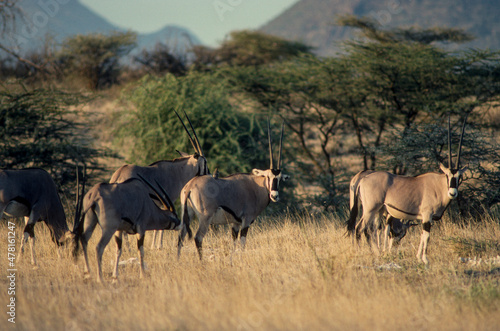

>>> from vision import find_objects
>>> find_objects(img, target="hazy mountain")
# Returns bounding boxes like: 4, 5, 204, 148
261, 0, 500, 56
3, 0, 201, 54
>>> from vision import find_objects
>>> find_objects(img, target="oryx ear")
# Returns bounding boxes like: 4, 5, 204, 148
439, 163, 448, 173
281, 174, 290, 181
176, 150, 189, 157
458, 167, 468, 175
252, 169, 265, 176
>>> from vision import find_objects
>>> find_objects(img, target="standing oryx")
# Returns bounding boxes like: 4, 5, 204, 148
0, 167, 84, 266
349, 170, 417, 251
73, 176, 180, 282
178, 121, 289, 260
109, 111, 209, 249
347, 117, 467, 264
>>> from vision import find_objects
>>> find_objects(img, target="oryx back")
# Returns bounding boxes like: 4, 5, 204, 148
84, 179, 179, 233
183, 174, 270, 224
0, 168, 68, 240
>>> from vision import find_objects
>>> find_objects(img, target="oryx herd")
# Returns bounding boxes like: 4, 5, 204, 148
0, 111, 468, 282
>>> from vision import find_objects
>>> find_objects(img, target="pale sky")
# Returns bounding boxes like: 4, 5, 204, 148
79, 0, 299, 46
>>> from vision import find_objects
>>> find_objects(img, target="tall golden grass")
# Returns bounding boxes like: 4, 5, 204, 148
1, 212, 499, 330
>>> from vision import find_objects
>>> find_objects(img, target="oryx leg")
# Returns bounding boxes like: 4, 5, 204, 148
112, 231, 123, 281
80, 211, 98, 279
155, 230, 164, 250
239, 224, 251, 250
177, 224, 188, 259
416, 221, 432, 265
136, 233, 146, 279
383, 215, 393, 253
194, 216, 211, 260
80, 209, 97, 278
231, 224, 241, 250
356, 212, 380, 255
21, 214, 38, 266
95, 227, 116, 283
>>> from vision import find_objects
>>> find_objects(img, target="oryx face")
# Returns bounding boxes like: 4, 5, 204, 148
439, 164, 467, 199
195, 154, 209, 176
252, 169, 289, 202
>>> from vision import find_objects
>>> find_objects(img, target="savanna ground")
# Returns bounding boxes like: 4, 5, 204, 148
1, 211, 499, 331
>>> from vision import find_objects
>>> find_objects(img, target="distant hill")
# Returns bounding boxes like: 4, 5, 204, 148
2, 0, 201, 55
261, 0, 500, 56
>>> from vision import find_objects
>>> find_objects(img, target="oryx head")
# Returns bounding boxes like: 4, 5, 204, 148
175, 110, 210, 176
390, 219, 418, 245
440, 116, 468, 200
252, 121, 289, 202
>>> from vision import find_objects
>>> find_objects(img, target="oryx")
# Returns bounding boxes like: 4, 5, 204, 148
347, 117, 467, 264
0, 167, 84, 266
109, 111, 209, 249
178, 121, 289, 260
349, 170, 417, 251
73, 175, 180, 282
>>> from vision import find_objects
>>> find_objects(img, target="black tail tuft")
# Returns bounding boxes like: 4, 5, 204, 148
182, 191, 193, 239
346, 188, 359, 237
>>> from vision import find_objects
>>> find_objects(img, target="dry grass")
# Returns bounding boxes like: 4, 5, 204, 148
1, 214, 499, 331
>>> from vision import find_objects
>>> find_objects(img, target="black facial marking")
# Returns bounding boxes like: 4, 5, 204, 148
449, 177, 457, 189
271, 178, 279, 191
271, 169, 281, 176
137, 236, 145, 249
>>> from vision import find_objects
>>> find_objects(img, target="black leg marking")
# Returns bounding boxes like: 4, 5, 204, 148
232, 228, 239, 241
240, 226, 249, 238
115, 236, 123, 250
195, 237, 203, 260
137, 235, 145, 249
24, 223, 35, 238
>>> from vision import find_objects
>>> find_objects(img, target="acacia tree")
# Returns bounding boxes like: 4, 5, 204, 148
59, 31, 136, 90
113, 71, 268, 175
0, 83, 111, 196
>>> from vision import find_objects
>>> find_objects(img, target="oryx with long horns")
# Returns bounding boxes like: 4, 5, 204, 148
109, 111, 209, 249
0, 167, 85, 266
178, 121, 289, 260
347, 117, 468, 264
349, 170, 418, 251
73, 175, 180, 282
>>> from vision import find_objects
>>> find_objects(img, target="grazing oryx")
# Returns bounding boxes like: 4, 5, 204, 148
178, 122, 289, 260
109, 111, 209, 249
349, 170, 417, 251
0, 167, 84, 266
74, 175, 180, 282
347, 117, 467, 264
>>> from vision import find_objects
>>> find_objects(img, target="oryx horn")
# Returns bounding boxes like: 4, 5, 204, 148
74, 162, 86, 225
183, 110, 204, 157
137, 173, 177, 216
448, 116, 453, 169
174, 110, 198, 154
456, 113, 468, 169
268, 119, 274, 169
278, 122, 284, 170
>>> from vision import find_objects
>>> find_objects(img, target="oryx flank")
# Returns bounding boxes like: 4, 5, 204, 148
109, 111, 209, 249
348, 117, 467, 264
0, 167, 84, 266
349, 170, 417, 252
178, 121, 289, 260
74, 176, 180, 282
